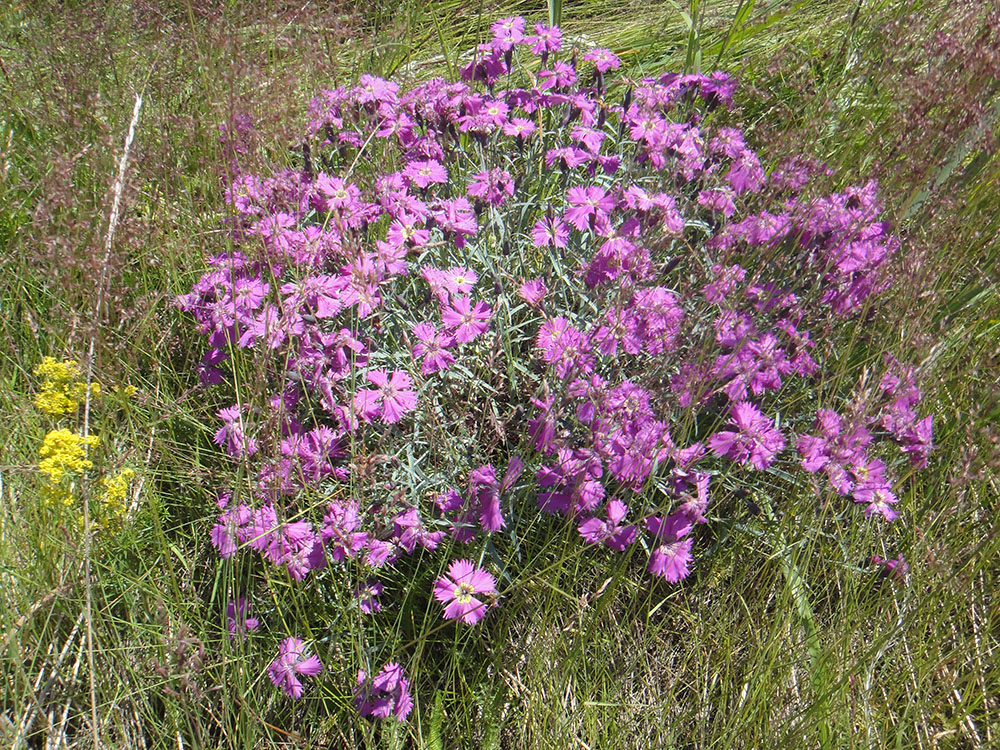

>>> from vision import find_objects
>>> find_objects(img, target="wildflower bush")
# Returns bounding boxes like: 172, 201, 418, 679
177, 16, 934, 716
31, 357, 138, 531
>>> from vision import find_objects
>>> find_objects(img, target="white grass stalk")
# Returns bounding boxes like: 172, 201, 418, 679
81, 91, 143, 750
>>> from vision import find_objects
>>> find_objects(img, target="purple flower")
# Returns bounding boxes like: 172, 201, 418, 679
503, 117, 537, 139
518, 279, 548, 307
467, 169, 514, 206
393, 507, 446, 552
226, 598, 259, 640
441, 297, 492, 343
469, 464, 506, 533
532, 216, 570, 248
355, 579, 383, 614
214, 405, 257, 458
411, 322, 456, 375
564, 186, 615, 233
854, 483, 899, 522
210, 503, 251, 558
646, 513, 694, 582
578, 499, 637, 551
539, 61, 577, 90
583, 48, 620, 73
268, 637, 322, 699
403, 159, 448, 189
490, 16, 525, 50
708, 401, 785, 470
442, 266, 478, 296
873, 554, 909, 581
528, 24, 562, 55
354, 369, 418, 424
355, 662, 413, 722
321, 499, 369, 561
433, 559, 497, 625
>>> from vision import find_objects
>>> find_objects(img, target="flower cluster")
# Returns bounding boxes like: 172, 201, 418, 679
33, 357, 100, 416
98, 468, 135, 528
38, 428, 100, 506
180, 14, 931, 715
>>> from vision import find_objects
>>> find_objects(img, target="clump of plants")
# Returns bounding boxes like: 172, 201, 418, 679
31, 356, 138, 531
177, 15, 932, 716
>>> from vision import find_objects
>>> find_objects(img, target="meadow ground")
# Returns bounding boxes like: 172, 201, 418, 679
1, 1, 998, 748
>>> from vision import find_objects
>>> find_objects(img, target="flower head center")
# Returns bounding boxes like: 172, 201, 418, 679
453, 581, 476, 603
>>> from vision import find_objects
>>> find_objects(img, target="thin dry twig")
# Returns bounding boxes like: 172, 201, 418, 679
80, 91, 143, 750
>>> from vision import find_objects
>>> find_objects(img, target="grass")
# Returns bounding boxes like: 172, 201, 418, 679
2, 0, 998, 748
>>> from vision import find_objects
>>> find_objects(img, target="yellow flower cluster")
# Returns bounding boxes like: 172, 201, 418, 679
100, 468, 135, 520
38, 428, 99, 494
33, 357, 101, 416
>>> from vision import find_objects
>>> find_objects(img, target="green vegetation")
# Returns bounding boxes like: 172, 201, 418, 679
1, 1, 996, 748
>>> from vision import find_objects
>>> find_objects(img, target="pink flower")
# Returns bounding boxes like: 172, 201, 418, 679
355, 579, 383, 614
578, 499, 637, 551
503, 117, 537, 139
353, 370, 418, 424
491, 16, 525, 50
531, 216, 570, 248
708, 401, 785, 470
528, 23, 562, 55
467, 169, 514, 206
442, 266, 478, 295
518, 279, 548, 307
411, 322, 456, 375
355, 662, 413, 721
433, 559, 497, 625
583, 47, 620, 73
441, 297, 492, 343
268, 637, 322, 699
403, 159, 448, 189
646, 513, 694, 582
226, 598, 259, 640
564, 186, 615, 232
873, 554, 909, 581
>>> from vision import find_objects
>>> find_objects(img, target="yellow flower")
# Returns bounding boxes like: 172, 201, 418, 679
32, 357, 101, 416
101, 468, 135, 511
38, 429, 99, 485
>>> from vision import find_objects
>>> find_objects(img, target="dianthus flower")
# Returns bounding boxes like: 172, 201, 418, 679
355, 579, 384, 614
564, 186, 615, 232
531, 216, 570, 248
490, 16, 525, 50
528, 23, 562, 55
268, 637, 322, 699
708, 401, 785, 470
433, 559, 497, 625
411, 322, 456, 375
873, 553, 909, 581
583, 47, 620, 73
441, 296, 492, 343
321, 499, 369, 561
214, 405, 258, 458
226, 598, 259, 640
646, 512, 694, 582
402, 159, 447, 189
518, 278, 548, 307
443, 266, 478, 295
355, 662, 413, 721
578, 499, 637, 551
467, 169, 514, 206
353, 369, 418, 424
